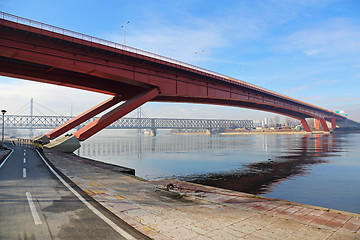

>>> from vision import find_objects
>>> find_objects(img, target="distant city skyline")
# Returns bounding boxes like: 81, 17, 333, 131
1, 0, 359, 121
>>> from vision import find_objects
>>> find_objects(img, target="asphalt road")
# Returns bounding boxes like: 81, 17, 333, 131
0, 143, 145, 240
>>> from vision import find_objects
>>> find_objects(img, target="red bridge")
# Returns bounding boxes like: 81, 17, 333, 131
0, 12, 357, 151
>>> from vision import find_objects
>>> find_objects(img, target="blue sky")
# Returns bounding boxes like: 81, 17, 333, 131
1, 0, 360, 122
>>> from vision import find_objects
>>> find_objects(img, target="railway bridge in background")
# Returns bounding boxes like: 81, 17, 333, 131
1, 11, 359, 152
2, 115, 254, 136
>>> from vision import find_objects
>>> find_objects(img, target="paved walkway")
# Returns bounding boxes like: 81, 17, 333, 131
44, 150, 360, 240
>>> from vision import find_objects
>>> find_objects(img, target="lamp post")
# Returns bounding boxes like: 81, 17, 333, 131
1, 109, 6, 147
121, 21, 130, 45
194, 50, 205, 66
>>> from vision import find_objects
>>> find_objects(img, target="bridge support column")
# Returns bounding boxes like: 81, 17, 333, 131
300, 119, 311, 133
150, 119, 157, 136
45, 95, 122, 140
74, 88, 159, 141
150, 128, 157, 136
331, 118, 336, 129
319, 118, 330, 133
314, 118, 320, 130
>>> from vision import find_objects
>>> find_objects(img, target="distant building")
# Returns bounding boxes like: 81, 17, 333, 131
254, 120, 261, 127
264, 117, 269, 127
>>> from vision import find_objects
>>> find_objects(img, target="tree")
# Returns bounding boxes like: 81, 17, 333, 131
273, 116, 281, 127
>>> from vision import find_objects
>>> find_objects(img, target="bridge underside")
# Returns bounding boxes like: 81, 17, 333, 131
0, 57, 351, 131
0, 16, 355, 152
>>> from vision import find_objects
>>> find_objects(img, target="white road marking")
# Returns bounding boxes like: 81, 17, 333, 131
0, 149, 14, 169
23, 158, 26, 164
36, 150, 136, 240
24, 152, 26, 156
23, 168, 27, 178
26, 192, 42, 225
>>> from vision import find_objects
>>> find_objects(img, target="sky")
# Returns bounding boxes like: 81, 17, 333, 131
1, 0, 360, 122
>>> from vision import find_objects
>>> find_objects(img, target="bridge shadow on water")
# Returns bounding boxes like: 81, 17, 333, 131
177, 134, 340, 195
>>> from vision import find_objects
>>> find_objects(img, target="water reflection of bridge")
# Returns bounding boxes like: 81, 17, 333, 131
79, 134, 339, 195
79, 135, 254, 156
181, 134, 339, 195
78, 133, 337, 157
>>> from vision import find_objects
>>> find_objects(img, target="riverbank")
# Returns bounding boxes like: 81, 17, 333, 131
220, 130, 312, 135
43, 149, 360, 239
169, 130, 327, 135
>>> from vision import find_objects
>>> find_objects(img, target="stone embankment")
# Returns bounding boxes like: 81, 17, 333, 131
43, 150, 360, 240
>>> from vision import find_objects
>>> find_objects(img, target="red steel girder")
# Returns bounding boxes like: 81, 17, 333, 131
0, 59, 145, 97
331, 118, 336, 129
319, 118, 330, 132
46, 95, 123, 139
154, 95, 314, 120
301, 119, 311, 133
74, 88, 159, 141
314, 118, 320, 130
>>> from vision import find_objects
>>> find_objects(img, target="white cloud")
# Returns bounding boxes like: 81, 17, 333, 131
314, 79, 341, 85
278, 18, 360, 57
109, 22, 229, 65
0, 77, 108, 115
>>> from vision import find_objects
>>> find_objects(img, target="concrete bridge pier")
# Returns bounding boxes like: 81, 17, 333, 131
150, 119, 157, 136
44, 134, 81, 153
32, 134, 50, 145
150, 128, 157, 136
205, 129, 213, 135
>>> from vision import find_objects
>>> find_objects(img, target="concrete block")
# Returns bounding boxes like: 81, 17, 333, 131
45, 135, 80, 153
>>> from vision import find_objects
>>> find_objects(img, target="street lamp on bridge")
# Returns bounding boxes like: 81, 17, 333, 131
194, 50, 205, 66
1, 109, 6, 147
121, 21, 130, 45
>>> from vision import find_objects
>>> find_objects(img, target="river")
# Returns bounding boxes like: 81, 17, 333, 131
77, 131, 360, 214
